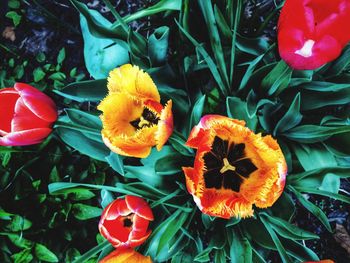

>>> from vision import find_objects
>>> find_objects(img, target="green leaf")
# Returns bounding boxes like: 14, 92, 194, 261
261, 60, 293, 96
273, 93, 302, 135
12, 249, 33, 263
260, 213, 319, 240
238, 54, 264, 91
228, 228, 252, 263
70, 189, 95, 201
188, 95, 206, 134
292, 143, 337, 171
6, 215, 32, 231
176, 20, 227, 96
80, 10, 129, 79
35, 243, 59, 262
49, 72, 66, 81
226, 96, 258, 131
72, 203, 102, 220
148, 26, 170, 66
298, 82, 350, 110
57, 48, 66, 64
72, 240, 110, 263
284, 125, 350, 143
7, 234, 33, 249
56, 127, 109, 162
54, 79, 107, 102
6, 11, 21, 26
8, 0, 20, 9
294, 187, 350, 205
105, 152, 124, 175
288, 186, 332, 232
168, 131, 194, 157
260, 215, 293, 263
198, 0, 230, 90
33, 67, 46, 82
65, 109, 102, 130
146, 209, 190, 260
100, 189, 114, 208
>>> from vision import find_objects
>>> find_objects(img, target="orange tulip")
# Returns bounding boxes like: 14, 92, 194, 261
183, 115, 287, 219
303, 260, 334, 263
98, 64, 173, 158
99, 248, 152, 263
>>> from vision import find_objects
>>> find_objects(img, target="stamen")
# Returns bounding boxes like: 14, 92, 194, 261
295, 39, 315, 58
220, 158, 236, 174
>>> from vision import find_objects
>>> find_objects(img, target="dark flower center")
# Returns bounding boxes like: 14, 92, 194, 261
123, 218, 133, 227
130, 108, 159, 129
202, 136, 258, 192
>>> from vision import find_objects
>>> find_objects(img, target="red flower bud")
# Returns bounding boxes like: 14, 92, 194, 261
99, 195, 154, 248
0, 83, 57, 146
278, 0, 350, 69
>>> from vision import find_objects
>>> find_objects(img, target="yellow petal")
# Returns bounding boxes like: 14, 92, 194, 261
107, 64, 160, 102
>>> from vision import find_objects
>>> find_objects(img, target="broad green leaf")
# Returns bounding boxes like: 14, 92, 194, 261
105, 152, 124, 175
72, 203, 102, 220
226, 96, 258, 131
261, 60, 293, 96
284, 125, 350, 143
5, 215, 32, 232
80, 10, 129, 79
54, 79, 107, 102
35, 243, 59, 262
168, 131, 194, 157
188, 95, 206, 134
148, 26, 170, 66
12, 249, 33, 263
100, 189, 114, 208
65, 109, 102, 130
56, 127, 109, 162
228, 228, 252, 263
273, 93, 302, 135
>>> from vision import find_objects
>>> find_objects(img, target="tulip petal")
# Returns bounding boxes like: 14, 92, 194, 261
155, 100, 173, 151
0, 128, 52, 146
125, 196, 154, 221
99, 248, 152, 263
0, 88, 19, 134
107, 64, 160, 102
12, 98, 52, 132
14, 83, 57, 122
128, 230, 152, 248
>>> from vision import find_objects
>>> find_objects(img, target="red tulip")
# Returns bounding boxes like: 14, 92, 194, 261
0, 83, 57, 146
99, 195, 154, 248
278, 0, 350, 70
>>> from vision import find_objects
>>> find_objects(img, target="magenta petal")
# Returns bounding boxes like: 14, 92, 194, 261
14, 83, 57, 122
0, 128, 52, 146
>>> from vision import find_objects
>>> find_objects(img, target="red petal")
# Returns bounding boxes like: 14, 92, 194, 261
0, 88, 19, 134
0, 128, 52, 146
14, 83, 57, 122
131, 214, 149, 235
12, 98, 52, 132
128, 230, 152, 248
125, 196, 154, 221
278, 0, 350, 69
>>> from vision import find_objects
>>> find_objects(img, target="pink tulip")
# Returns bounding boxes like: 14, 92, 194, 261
0, 83, 57, 146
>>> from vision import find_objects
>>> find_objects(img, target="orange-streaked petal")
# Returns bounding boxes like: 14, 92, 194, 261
99, 248, 152, 263
107, 64, 160, 102
155, 100, 173, 151
183, 115, 287, 219
303, 260, 334, 263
